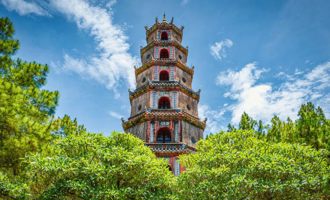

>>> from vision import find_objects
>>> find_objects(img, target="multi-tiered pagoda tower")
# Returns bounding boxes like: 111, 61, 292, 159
122, 15, 205, 175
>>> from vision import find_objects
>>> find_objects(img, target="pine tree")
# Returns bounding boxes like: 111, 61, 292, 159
297, 102, 327, 150
0, 17, 58, 175
238, 112, 257, 130
267, 115, 282, 142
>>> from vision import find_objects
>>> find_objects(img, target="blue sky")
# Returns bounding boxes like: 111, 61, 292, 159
1, 0, 330, 135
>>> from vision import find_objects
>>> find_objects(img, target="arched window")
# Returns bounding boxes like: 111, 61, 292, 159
168, 165, 173, 172
160, 49, 169, 59
158, 96, 171, 109
161, 31, 168, 40
159, 70, 169, 81
157, 127, 171, 143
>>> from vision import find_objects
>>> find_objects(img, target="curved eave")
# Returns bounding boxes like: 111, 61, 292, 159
135, 59, 194, 76
129, 81, 200, 101
140, 40, 188, 56
122, 109, 206, 130
146, 22, 183, 39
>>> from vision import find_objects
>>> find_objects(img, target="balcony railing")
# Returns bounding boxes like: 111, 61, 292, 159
145, 143, 195, 153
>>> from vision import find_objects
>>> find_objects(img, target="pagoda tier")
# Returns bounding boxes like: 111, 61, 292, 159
140, 40, 188, 61
123, 15, 205, 176
129, 80, 200, 102
135, 59, 194, 87
122, 108, 205, 151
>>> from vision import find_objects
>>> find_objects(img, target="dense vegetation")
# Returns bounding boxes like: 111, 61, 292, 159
178, 131, 329, 199
1, 17, 329, 199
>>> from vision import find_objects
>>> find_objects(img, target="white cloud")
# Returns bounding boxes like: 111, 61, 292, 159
109, 111, 123, 120
215, 61, 330, 125
210, 39, 233, 60
198, 104, 227, 134
1, 0, 49, 16
49, 0, 138, 96
2, 0, 138, 96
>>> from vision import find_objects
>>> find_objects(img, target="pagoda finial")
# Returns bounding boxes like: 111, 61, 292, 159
162, 12, 167, 22
170, 17, 174, 24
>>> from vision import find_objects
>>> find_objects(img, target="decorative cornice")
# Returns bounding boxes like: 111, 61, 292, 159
122, 109, 206, 130
129, 80, 200, 101
140, 40, 188, 56
145, 143, 195, 155
146, 21, 183, 39
135, 59, 194, 76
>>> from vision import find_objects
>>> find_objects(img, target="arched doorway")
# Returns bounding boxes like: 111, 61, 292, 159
160, 49, 169, 59
161, 31, 168, 40
158, 96, 171, 109
156, 127, 172, 143
159, 70, 169, 81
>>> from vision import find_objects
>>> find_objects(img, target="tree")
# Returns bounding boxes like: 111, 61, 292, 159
23, 132, 175, 199
256, 119, 267, 138
239, 112, 257, 130
0, 17, 59, 175
227, 123, 236, 132
267, 115, 282, 142
178, 130, 330, 199
0, 171, 29, 199
280, 117, 296, 143
297, 102, 329, 150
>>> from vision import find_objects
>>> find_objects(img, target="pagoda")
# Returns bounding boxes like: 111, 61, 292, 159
122, 14, 206, 175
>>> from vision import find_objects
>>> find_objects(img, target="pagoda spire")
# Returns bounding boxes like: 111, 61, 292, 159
162, 12, 167, 22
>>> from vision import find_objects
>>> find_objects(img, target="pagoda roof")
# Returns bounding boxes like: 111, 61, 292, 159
135, 59, 194, 76
140, 39, 188, 57
122, 108, 206, 130
145, 15, 183, 39
129, 80, 200, 101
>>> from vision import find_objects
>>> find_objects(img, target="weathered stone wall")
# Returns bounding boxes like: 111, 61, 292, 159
136, 67, 153, 87
175, 48, 187, 64
147, 31, 157, 44
181, 121, 203, 147
126, 122, 148, 141
141, 48, 154, 64
174, 67, 192, 88
178, 92, 198, 116
131, 92, 150, 116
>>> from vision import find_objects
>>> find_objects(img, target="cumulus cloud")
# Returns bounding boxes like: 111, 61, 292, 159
49, 0, 138, 95
216, 62, 330, 124
2, 0, 138, 96
1, 0, 49, 16
210, 39, 233, 60
198, 104, 228, 134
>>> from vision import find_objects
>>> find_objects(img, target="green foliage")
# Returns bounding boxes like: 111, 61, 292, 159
51, 114, 87, 137
239, 112, 257, 130
297, 102, 329, 150
0, 17, 59, 175
0, 171, 29, 199
1, 17, 330, 200
233, 102, 330, 153
178, 130, 330, 199
23, 132, 175, 199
